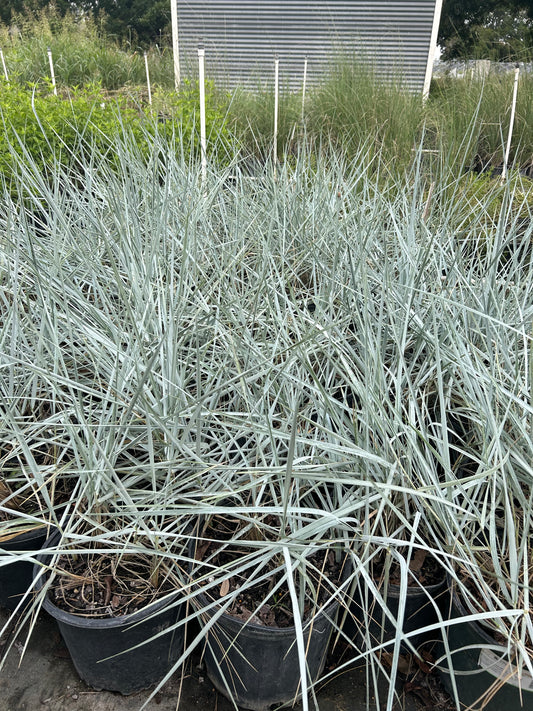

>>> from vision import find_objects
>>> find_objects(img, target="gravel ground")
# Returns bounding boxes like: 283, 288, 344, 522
0, 607, 443, 711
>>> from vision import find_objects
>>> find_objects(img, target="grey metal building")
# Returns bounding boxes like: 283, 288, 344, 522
176, 1, 442, 93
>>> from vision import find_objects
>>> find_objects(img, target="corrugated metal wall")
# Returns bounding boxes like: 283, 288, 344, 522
176, 1, 439, 91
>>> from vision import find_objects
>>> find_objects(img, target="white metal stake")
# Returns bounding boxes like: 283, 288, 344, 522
47, 47, 57, 95
502, 64, 520, 182
144, 52, 152, 105
0, 49, 8, 81
301, 56, 308, 123
198, 44, 207, 187
170, 0, 180, 89
274, 54, 279, 171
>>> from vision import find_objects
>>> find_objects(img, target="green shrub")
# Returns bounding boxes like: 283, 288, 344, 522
0, 82, 141, 178
0, 80, 234, 187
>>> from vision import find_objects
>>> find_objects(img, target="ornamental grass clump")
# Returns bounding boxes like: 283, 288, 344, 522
305, 55, 424, 172
429, 223, 533, 699
0, 124, 532, 710
0, 5, 172, 90
429, 69, 533, 171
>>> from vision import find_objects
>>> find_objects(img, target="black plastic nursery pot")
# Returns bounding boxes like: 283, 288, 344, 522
345, 570, 448, 653
33, 537, 185, 695
0, 524, 53, 611
437, 586, 533, 711
198, 592, 340, 711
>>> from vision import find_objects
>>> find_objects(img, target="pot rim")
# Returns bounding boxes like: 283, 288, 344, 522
194, 586, 342, 635
449, 577, 512, 648
370, 572, 448, 599
0, 522, 54, 547
192, 553, 351, 635
33, 532, 182, 630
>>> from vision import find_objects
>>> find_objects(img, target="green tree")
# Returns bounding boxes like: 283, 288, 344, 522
90, 0, 170, 45
0, 0, 170, 46
439, 0, 533, 59
0, 0, 71, 27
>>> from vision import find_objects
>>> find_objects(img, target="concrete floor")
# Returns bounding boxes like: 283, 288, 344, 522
0, 608, 423, 711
